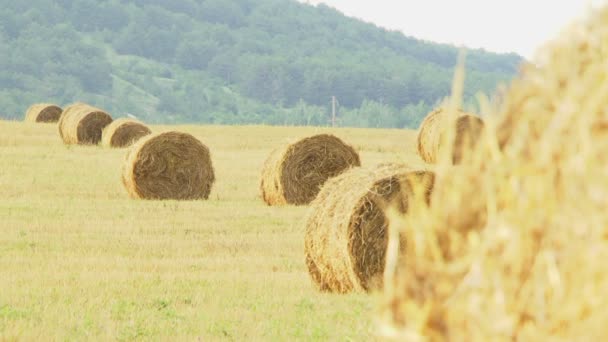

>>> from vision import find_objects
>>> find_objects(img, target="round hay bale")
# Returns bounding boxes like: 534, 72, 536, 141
24, 103, 63, 123
304, 163, 435, 293
122, 131, 215, 200
102, 118, 152, 148
416, 108, 484, 164
260, 134, 361, 206
58, 103, 113, 145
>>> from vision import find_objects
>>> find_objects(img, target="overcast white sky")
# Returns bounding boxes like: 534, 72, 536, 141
301, 0, 605, 59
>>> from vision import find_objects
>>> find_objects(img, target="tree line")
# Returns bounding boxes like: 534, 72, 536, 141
0, 0, 522, 127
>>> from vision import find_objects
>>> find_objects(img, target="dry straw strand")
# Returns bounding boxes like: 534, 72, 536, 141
24, 103, 63, 123
304, 163, 434, 293
382, 5, 608, 341
260, 134, 360, 205
122, 131, 215, 200
58, 103, 113, 145
102, 118, 152, 148
416, 107, 484, 164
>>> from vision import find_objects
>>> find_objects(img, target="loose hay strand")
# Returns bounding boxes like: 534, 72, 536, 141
260, 134, 360, 205
382, 5, 608, 341
122, 131, 215, 200
101, 118, 152, 148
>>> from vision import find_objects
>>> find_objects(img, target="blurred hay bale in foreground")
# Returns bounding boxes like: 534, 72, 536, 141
381, 6, 608, 341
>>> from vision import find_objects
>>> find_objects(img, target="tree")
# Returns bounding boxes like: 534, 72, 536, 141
0, 0, 521, 126
175, 39, 219, 70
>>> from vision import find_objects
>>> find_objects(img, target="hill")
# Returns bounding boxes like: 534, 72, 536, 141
0, 0, 522, 127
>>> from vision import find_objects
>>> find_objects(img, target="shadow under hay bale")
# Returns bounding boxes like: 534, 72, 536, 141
102, 118, 152, 148
260, 134, 360, 206
58, 103, 113, 145
304, 163, 434, 293
122, 131, 215, 200
24, 103, 63, 123
416, 108, 484, 164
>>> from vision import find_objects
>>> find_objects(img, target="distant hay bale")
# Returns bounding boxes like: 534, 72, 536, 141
58, 103, 113, 145
260, 134, 360, 206
24, 103, 63, 123
101, 118, 152, 148
122, 131, 215, 200
416, 108, 484, 164
304, 164, 434, 293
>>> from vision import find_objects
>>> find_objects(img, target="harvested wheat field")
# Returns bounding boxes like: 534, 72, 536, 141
260, 134, 360, 206
102, 118, 152, 148
122, 131, 215, 200
416, 107, 484, 164
381, 5, 608, 341
24, 103, 63, 123
0, 120, 423, 340
304, 163, 434, 294
58, 103, 113, 145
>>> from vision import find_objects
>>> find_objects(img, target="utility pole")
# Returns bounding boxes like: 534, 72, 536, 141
331, 95, 337, 127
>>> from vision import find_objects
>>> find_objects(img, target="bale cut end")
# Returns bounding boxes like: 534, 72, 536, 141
58, 103, 113, 145
24, 103, 63, 123
304, 163, 435, 293
102, 118, 152, 148
122, 131, 215, 200
416, 108, 484, 164
260, 134, 360, 206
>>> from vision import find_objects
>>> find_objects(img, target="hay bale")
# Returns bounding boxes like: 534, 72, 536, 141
102, 118, 152, 148
304, 163, 434, 293
122, 131, 215, 200
260, 134, 360, 206
58, 103, 113, 145
381, 6, 608, 340
416, 108, 484, 164
24, 103, 63, 123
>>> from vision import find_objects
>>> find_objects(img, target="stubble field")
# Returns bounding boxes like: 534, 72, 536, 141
0, 120, 424, 340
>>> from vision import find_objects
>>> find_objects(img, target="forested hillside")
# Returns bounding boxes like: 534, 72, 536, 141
0, 0, 523, 127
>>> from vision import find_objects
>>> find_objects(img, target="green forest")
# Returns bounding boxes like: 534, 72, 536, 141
0, 0, 523, 128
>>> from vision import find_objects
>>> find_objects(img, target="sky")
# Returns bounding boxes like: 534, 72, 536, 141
301, 0, 605, 59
